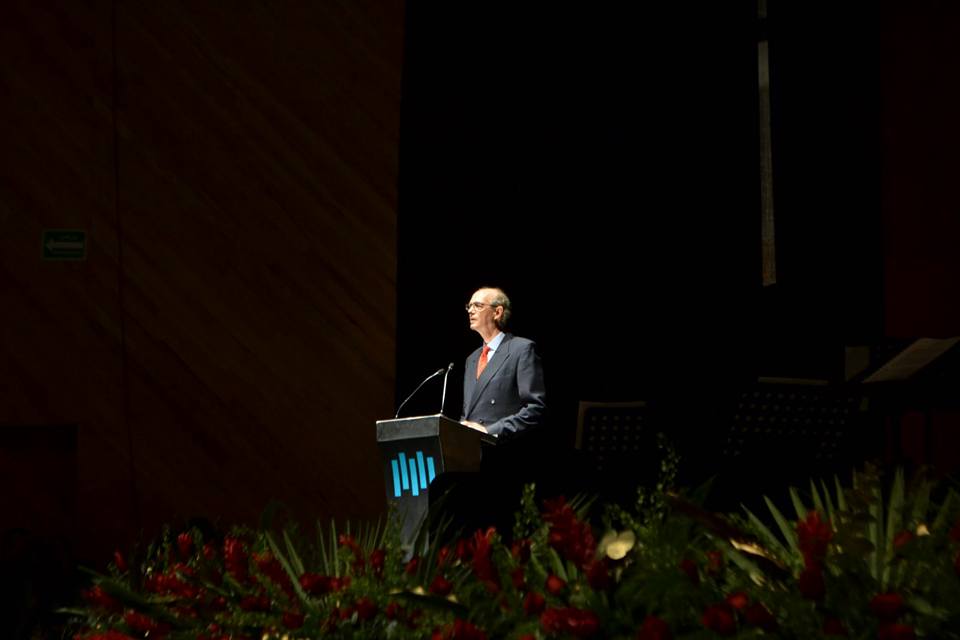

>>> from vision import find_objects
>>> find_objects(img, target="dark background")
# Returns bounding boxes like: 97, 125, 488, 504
398, 3, 759, 434
397, 1, 888, 452
1, 1, 959, 623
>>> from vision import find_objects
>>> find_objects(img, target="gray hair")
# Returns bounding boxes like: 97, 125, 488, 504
484, 286, 512, 329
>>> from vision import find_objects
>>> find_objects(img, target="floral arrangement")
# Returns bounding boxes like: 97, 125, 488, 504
67, 464, 960, 639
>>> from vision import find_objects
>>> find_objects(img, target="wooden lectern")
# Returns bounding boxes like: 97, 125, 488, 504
375, 414, 495, 549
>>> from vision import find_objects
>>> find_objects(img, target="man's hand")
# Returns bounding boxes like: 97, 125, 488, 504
460, 420, 488, 433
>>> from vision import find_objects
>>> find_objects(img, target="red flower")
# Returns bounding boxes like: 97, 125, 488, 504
511, 538, 532, 563
545, 574, 567, 595
177, 532, 193, 560
706, 550, 724, 576
370, 548, 386, 578
113, 550, 128, 573
678, 559, 699, 585
870, 593, 904, 621
331, 575, 351, 591
797, 511, 832, 566
77, 632, 137, 640
542, 497, 596, 568
524, 591, 546, 615
430, 574, 454, 596
339, 534, 365, 573
355, 597, 377, 621
540, 607, 601, 638
202, 543, 218, 561
701, 603, 736, 636
299, 572, 333, 596
338, 533, 358, 550
798, 565, 826, 601
585, 559, 610, 590
406, 608, 424, 630
879, 623, 916, 640
471, 527, 501, 592
511, 566, 526, 590
223, 537, 248, 583
81, 586, 122, 612
725, 591, 749, 611
385, 602, 402, 620
151, 567, 199, 599
637, 615, 672, 640
822, 617, 848, 636
282, 611, 305, 629
456, 538, 472, 562
437, 619, 487, 640
437, 546, 453, 567
744, 602, 777, 631
239, 594, 271, 612
405, 556, 421, 575
123, 610, 171, 636
892, 530, 913, 550
254, 551, 293, 596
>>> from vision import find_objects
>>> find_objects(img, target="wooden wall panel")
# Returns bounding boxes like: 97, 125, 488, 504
1, 0, 402, 563
0, 0, 135, 558
881, 0, 960, 338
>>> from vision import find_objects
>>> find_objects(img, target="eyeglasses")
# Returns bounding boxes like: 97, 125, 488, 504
465, 302, 495, 312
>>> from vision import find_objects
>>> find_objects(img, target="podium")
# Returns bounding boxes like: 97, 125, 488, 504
375, 414, 496, 548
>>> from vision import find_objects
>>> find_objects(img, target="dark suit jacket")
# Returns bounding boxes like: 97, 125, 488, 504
461, 333, 546, 436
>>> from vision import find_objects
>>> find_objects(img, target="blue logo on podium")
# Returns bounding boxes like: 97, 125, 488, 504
390, 451, 437, 497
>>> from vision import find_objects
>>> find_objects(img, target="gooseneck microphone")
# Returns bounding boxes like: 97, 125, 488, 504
439, 362, 454, 416
395, 366, 447, 419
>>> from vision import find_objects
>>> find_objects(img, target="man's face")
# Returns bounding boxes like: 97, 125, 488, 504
467, 288, 501, 335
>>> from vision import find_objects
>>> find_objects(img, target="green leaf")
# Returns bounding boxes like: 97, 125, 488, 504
725, 544, 765, 583
882, 469, 906, 587
932, 488, 959, 533
867, 476, 884, 583
547, 547, 568, 581
317, 519, 331, 575
742, 505, 790, 560
836, 535, 875, 555
789, 487, 808, 520
393, 590, 469, 617
764, 496, 799, 555
908, 477, 932, 527
834, 476, 848, 512
265, 532, 312, 607
908, 595, 949, 620
810, 479, 826, 516
283, 530, 306, 576
820, 479, 837, 524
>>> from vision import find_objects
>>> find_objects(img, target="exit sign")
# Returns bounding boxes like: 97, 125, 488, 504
42, 229, 87, 261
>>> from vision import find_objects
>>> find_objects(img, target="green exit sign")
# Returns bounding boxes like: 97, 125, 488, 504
42, 229, 87, 261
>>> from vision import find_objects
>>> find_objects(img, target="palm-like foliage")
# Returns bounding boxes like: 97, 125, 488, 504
737, 465, 960, 637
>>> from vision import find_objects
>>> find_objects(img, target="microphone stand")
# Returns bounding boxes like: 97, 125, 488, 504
439, 362, 454, 416
395, 367, 446, 419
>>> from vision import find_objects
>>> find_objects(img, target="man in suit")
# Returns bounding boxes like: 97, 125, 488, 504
460, 287, 546, 436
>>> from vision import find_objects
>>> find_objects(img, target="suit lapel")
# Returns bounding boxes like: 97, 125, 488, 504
464, 349, 480, 407
466, 334, 513, 414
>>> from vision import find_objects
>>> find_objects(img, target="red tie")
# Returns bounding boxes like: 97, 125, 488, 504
476, 345, 490, 379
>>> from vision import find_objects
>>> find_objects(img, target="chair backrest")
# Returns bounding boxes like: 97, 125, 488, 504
718, 381, 870, 498
575, 400, 650, 473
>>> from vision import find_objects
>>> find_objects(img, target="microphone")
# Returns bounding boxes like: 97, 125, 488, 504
395, 366, 447, 419
439, 362, 455, 416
